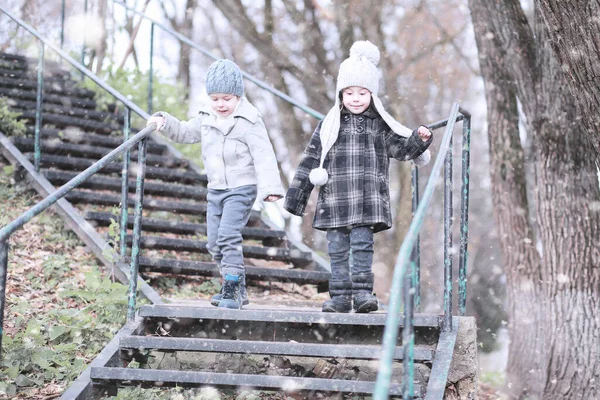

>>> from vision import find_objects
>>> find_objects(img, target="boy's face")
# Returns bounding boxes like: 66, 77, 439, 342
209, 93, 240, 117
342, 86, 371, 114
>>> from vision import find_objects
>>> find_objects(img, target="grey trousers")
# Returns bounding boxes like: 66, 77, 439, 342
206, 184, 257, 277
326, 226, 374, 281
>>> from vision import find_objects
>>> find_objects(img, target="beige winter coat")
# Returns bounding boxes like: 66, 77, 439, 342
154, 98, 284, 200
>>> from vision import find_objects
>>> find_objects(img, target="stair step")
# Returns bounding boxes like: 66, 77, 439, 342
119, 335, 434, 361
27, 127, 167, 154
90, 367, 412, 396
16, 110, 120, 134
14, 137, 187, 168
0, 75, 96, 99
8, 97, 122, 124
64, 190, 261, 222
86, 212, 286, 241
37, 154, 207, 184
0, 86, 97, 109
136, 257, 327, 284
47, 173, 206, 200
139, 304, 441, 328
128, 235, 310, 264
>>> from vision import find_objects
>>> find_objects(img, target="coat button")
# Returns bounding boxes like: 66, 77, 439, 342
343, 115, 350, 122
344, 127, 351, 133
358, 116, 364, 122
356, 125, 364, 133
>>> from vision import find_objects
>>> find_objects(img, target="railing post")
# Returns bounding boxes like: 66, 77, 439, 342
443, 135, 453, 331
34, 41, 45, 172
0, 239, 9, 359
148, 22, 154, 114
410, 166, 421, 311
402, 259, 415, 399
120, 108, 131, 259
127, 138, 147, 322
60, 0, 66, 49
458, 116, 471, 316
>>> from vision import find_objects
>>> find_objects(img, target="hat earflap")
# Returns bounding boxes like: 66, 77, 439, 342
309, 97, 341, 186
372, 95, 412, 137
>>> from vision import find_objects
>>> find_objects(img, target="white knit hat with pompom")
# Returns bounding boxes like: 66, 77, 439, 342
309, 40, 427, 186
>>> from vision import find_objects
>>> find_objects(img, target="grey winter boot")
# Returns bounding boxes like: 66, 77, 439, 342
322, 280, 353, 313
352, 273, 378, 313
211, 274, 249, 307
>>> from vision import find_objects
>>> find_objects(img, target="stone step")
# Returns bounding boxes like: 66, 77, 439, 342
13, 137, 187, 168
8, 97, 122, 124
0, 86, 97, 109
127, 235, 310, 264
90, 367, 412, 397
119, 335, 434, 361
46, 173, 205, 201
35, 154, 207, 185
0, 75, 96, 100
27, 127, 167, 155
16, 109, 121, 135
135, 257, 326, 284
86, 212, 287, 243
64, 190, 261, 222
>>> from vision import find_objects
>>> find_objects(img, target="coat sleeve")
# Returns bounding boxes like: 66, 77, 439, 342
283, 122, 323, 216
245, 117, 286, 201
385, 125, 433, 161
152, 111, 204, 144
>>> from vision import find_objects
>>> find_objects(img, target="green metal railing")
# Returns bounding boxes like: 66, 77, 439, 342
376, 103, 471, 399
0, 6, 154, 356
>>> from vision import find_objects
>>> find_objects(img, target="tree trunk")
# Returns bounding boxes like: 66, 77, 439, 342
535, 0, 600, 161
469, 0, 600, 398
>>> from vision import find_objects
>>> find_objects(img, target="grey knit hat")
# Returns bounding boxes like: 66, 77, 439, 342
205, 59, 244, 97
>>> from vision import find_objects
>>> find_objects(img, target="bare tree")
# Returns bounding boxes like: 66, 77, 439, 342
470, 0, 600, 398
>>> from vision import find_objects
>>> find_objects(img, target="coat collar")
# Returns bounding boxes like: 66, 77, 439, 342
341, 102, 379, 119
199, 97, 259, 130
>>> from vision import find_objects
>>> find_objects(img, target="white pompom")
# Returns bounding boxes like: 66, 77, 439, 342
309, 168, 329, 186
349, 40, 380, 66
413, 150, 431, 167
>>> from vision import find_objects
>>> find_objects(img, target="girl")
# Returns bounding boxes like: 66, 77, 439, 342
284, 41, 433, 313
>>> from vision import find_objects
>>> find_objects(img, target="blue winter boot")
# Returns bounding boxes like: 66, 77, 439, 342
211, 274, 249, 307
218, 274, 244, 309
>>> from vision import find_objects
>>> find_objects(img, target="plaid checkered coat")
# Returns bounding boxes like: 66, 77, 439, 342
284, 106, 432, 233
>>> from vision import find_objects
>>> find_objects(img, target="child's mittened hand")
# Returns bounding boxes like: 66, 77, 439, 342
264, 195, 283, 202
418, 126, 432, 142
147, 116, 166, 131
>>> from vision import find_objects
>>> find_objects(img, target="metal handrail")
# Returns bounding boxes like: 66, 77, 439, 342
374, 102, 462, 399
0, 6, 155, 356
109, 0, 324, 120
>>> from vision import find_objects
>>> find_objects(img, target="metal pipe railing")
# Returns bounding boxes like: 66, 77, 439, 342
374, 102, 461, 400
0, 5, 155, 355
458, 116, 471, 315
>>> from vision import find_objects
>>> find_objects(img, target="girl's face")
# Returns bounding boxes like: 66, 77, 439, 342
342, 86, 371, 114
210, 93, 240, 117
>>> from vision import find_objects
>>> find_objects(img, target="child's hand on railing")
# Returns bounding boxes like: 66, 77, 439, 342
147, 115, 166, 131
417, 126, 432, 142
264, 195, 283, 202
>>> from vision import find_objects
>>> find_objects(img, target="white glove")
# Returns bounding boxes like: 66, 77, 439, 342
147, 115, 166, 131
